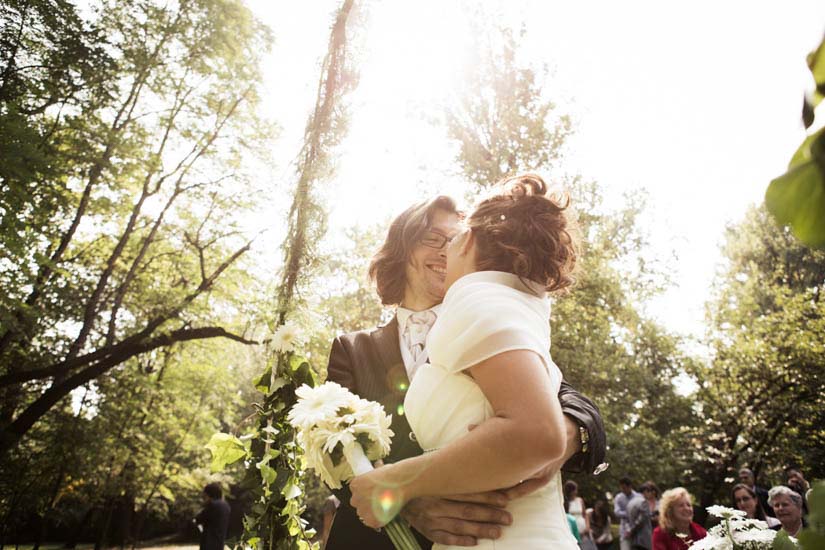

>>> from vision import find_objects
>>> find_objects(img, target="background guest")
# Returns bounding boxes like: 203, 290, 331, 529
615, 477, 642, 550
588, 499, 614, 550
785, 467, 810, 515
768, 486, 807, 538
731, 484, 780, 528
195, 483, 231, 550
652, 487, 707, 550
640, 481, 660, 530
739, 467, 773, 517
565, 481, 592, 544
565, 496, 582, 544
627, 488, 652, 550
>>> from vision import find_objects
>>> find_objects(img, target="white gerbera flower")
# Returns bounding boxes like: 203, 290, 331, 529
347, 399, 393, 459
272, 321, 303, 353
706, 505, 746, 519
732, 528, 776, 545
287, 382, 352, 431
289, 382, 395, 489
690, 534, 731, 550
734, 518, 769, 530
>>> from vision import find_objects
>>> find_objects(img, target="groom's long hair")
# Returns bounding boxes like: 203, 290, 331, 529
369, 195, 460, 305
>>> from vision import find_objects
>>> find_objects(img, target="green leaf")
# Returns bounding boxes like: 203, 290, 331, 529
289, 354, 309, 372
799, 481, 825, 550
788, 127, 825, 170
270, 376, 289, 394
205, 433, 248, 473
157, 484, 175, 502
259, 463, 277, 487
253, 364, 272, 393
772, 529, 798, 550
807, 37, 825, 107
766, 135, 825, 248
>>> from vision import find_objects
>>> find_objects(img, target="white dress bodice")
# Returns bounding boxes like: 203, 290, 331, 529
403, 271, 577, 549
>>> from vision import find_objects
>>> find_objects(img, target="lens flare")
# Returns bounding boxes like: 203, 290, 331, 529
396, 404, 405, 416
372, 488, 402, 523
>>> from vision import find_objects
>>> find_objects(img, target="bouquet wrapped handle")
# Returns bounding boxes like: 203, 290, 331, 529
343, 442, 374, 476
342, 442, 422, 550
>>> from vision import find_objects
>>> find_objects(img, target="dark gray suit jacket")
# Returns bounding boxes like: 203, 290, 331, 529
325, 316, 606, 550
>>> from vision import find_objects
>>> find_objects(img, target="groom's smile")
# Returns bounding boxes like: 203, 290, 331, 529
402, 208, 460, 310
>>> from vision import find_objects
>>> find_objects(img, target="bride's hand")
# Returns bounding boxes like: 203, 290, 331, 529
349, 466, 407, 529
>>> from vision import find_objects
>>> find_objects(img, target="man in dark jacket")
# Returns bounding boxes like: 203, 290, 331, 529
325, 196, 608, 550
195, 483, 231, 550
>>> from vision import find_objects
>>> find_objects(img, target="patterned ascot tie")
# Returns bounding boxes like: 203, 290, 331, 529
403, 309, 437, 366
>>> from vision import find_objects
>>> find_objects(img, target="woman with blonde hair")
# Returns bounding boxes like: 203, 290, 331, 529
651, 488, 707, 550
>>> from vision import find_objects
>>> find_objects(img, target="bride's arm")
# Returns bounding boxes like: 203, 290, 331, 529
349, 349, 566, 528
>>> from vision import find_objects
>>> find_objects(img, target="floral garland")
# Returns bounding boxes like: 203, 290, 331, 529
207, 322, 319, 550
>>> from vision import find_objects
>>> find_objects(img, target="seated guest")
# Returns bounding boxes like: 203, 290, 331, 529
652, 488, 707, 550
768, 486, 807, 538
732, 484, 780, 528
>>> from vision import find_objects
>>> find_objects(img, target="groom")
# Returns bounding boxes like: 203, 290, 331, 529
325, 195, 607, 549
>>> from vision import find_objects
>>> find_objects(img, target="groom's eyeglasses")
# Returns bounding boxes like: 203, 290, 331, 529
419, 231, 454, 250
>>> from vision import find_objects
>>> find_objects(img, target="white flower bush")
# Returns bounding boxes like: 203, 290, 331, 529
287, 381, 394, 489
690, 505, 798, 550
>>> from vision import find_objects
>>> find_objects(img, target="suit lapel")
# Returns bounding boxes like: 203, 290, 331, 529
369, 316, 421, 461
371, 316, 408, 389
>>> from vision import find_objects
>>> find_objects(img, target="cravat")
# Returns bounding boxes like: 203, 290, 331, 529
403, 309, 437, 365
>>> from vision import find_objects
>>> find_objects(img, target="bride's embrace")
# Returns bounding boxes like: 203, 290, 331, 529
350, 174, 580, 549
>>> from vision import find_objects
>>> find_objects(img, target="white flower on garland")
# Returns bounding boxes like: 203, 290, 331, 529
272, 321, 303, 353
690, 505, 797, 550
287, 382, 394, 490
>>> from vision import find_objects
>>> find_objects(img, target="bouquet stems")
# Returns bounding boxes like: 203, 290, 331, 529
343, 443, 422, 550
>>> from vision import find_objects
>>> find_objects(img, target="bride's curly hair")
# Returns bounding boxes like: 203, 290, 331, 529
467, 173, 577, 293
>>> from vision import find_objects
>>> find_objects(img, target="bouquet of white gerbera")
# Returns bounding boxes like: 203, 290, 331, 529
287, 382, 421, 550
690, 506, 797, 550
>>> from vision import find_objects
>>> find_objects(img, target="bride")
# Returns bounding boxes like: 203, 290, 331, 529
349, 174, 579, 549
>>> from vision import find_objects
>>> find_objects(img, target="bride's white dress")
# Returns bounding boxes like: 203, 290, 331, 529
404, 271, 578, 549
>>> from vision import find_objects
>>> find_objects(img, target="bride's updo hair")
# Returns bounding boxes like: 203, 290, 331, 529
467, 173, 577, 293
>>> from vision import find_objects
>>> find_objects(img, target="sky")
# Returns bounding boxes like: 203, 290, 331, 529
247, 0, 825, 343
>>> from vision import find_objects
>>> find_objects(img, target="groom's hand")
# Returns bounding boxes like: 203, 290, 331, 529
400, 493, 512, 547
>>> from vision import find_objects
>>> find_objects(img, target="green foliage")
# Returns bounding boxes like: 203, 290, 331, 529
551, 182, 697, 496
446, 22, 571, 192
0, 0, 273, 453
0, 0, 278, 543
799, 481, 825, 550
774, 530, 800, 550
0, 340, 257, 544
687, 205, 825, 506
766, 35, 825, 248
208, 349, 320, 550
